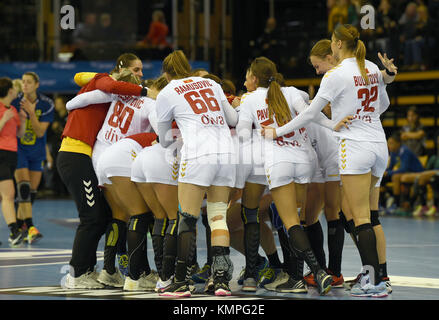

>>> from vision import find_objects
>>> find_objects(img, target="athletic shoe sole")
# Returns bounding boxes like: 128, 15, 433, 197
159, 291, 191, 298
215, 289, 231, 296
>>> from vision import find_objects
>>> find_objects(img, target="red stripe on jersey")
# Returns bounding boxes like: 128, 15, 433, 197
127, 132, 158, 148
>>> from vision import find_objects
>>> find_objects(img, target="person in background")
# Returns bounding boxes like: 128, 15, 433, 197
401, 106, 426, 156
11, 72, 55, 244
0, 77, 27, 245
137, 10, 170, 51
383, 132, 425, 214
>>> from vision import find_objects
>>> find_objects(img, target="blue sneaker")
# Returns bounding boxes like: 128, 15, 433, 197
192, 264, 211, 283
117, 253, 129, 276
256, 257, 269, 283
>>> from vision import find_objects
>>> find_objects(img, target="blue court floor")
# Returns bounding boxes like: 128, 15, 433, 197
1, 198, 439, 301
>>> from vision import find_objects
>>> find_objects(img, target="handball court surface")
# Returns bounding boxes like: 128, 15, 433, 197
1, 199, 439, 301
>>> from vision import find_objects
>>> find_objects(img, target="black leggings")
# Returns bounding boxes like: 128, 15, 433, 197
57, 151, 111, 277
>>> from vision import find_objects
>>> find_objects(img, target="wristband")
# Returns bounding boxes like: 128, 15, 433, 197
140, 87, 148, 96
385, 69, 395, 76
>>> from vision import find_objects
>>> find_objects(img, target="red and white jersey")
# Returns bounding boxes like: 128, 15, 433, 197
97, 94, 156, 145
316, 57, 388, 143
237, 86, 311, 164
156, 76, 233, 160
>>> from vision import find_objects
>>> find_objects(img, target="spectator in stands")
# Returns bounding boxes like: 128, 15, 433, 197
383, 132, 425, 214
401, 106, 426, 156
250, 17, 281, 66
73, 13, 99, 48
138, 10, 170, 50
375, 0, 398, 59
399, 2, 425, 70
400, 134, 439, 217
45, 95, 69, 196
96, 13, 118, 42
327, 0, 349, 34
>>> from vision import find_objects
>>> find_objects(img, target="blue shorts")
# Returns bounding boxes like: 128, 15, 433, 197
16, 151, 45, 172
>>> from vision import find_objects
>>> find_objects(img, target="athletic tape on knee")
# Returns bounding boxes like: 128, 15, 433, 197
240, 205, 259, 225
178, 211, 198, 235
207, 201, 228, 231
17, 181, 31, 203
370, 210, 381, 226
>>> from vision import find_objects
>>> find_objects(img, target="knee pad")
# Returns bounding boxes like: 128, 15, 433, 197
152, 218, 168, 236
17, 181, 31, 203
128, 213, 153, 233
177, 211, 198, 235
207, 201, 228, 231
240, 205, 259, 225
370, 210, 381, 227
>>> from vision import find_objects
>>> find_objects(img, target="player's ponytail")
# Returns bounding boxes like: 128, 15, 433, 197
250, 57, 291, 126
162, 50, 192, 79
333, 24, 369, 85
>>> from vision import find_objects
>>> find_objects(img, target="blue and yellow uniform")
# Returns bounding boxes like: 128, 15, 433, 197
12, 92, 55, 171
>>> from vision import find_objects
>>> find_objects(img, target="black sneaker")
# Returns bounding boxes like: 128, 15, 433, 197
315, 269, 332, 295
213, 270, 231, 296
275, 276, 307, 293
159, 280, 192, 298
8, 230, 24, 246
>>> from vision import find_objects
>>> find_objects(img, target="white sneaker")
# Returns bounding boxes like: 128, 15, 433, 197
63, 271, 105, 289
350, 274, 388, 298
155, 276, 173, 293
97, 269, 124, 288
124, 271, 158, 291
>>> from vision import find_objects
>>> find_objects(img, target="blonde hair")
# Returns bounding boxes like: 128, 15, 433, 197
12, 79, 23, 93
152, 75, 169, 91
162, 50, 191, 79
112, 69, 141, 85
333, 24, 369, 85
250, 57, 291, 126
309, 39, 332, 61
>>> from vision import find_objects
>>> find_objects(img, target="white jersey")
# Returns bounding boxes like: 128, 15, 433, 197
156, 76, 234, 160
238, 86, 312, 166
97, 94, 156, 145
316, 58, 388, 143
306, 122, 338, 169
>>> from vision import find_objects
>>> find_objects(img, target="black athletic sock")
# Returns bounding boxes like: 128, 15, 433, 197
162, 217, 178, 281
277, 227, 291, 270
24, 218, 34, 229
152, 218, 167, 277
304, 221, 327, 270
356, 223, 380, 285
116, 222, 127, 255
16, 219, 24, 229
241, 206, 260, 278
267, 252, 282, 269
175, 212, 197, 282
327, 219, 344, 277
379, 262, 388, 279
201, 213, 212, 266
288, 225, 322, 276
103, 218, 127, 274
127, 213, 154, 280
8, 222, 19, 235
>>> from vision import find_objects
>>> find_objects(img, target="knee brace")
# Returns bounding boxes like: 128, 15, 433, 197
240, 205, 259, 225
207, 201, 228, 232
370, 210, 381, 227
17, 181, 31, 203
128, 213, 153, 233
177, 211, 198, 235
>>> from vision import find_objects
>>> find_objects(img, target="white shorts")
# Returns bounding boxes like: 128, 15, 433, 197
179, 153, 236, 188
91, 140, 108, 174
265, 162, 314, 190
339, 139, 389, 178
96, 138, 143, 186
311, 165, 340, 183
131, 143, 179, 186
